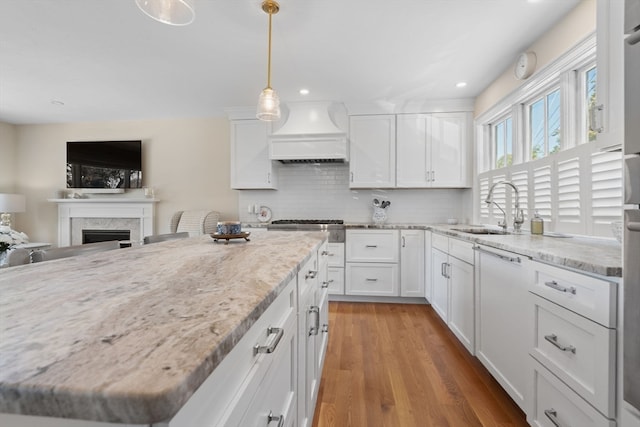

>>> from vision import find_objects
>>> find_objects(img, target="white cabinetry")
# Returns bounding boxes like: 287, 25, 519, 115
297, 245, 329, 427
430, 233, 475, 353
326, 243, 345, 295
396, 113, 471, 188
169, 277, 297, 427
230, 119, 278, 189
424, 231, 432, 302
348, 115, 396, 188
400, 230, 425, 297
593, 0, 625, 151
345, 229, 399, 296
476, 245, 531, 411
528, 261, 617, 425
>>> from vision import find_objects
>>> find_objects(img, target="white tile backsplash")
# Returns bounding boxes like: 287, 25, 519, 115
238, 163, 472, 224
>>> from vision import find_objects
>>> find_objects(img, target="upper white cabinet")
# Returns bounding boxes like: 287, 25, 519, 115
230, 119, 278, 189
593, 0, 625, 151
396, 112, 471, 188
348, 115, 396, 188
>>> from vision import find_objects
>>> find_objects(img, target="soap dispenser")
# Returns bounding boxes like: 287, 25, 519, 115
531, 211, 544, 235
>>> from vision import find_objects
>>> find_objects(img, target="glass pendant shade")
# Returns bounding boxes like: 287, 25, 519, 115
135, 0, 195, 26
257, 87, 281, 121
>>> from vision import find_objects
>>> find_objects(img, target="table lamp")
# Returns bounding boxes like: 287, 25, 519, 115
0, 193, 26, 232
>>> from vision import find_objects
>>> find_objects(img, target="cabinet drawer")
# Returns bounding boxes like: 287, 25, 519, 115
529, 293, 616, 417
346, 230, 399, 262
346, 263, 399, 296
530, 261, 617, 327
327, 243, 345, 268
298, 254, 318, 298
431, 232, 449, 252
448, 237, 474, 265
530, 358, 616, 427
327, 267, 345, 295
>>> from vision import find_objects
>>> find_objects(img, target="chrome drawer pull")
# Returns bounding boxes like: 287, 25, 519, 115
305, 270, 317, 280
309, 306, 320, 336
322, 324, 329, 333
253, 326, 284, 355
544, 408, 565, 427
321, 250, 329, 256
321, 281, 330, 288
544, 280, 577, 295
365, 244, 378, 248
366, 278, 378, 282
267, 411, 284, 427
473, 246, 521, 263
544, 334, 576, 354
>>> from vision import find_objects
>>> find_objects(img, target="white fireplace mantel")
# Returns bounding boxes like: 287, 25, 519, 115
48, 198, 158, 247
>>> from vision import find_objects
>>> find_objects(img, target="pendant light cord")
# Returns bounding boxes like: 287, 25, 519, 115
267, 9, 273, 89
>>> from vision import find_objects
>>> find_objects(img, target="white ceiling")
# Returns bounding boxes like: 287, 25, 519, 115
0, 0, 581, 125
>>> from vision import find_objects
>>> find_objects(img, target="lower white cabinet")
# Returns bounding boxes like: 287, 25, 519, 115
530, 358, 615, 427
430, 233, 475, 354
346, 262, 399, 296
400, 229, 425, 297
476, 244, 531, 411
326, 243, 345, 295
345, 229, 400, 297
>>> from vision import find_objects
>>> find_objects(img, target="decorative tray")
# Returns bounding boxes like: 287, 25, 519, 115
211, 231, 251, 244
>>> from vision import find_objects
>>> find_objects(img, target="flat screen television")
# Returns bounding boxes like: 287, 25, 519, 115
66, 140, 142, 189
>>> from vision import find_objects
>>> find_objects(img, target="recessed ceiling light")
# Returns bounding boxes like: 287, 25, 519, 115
299, 89, 309, 95
456, 82, 467, 88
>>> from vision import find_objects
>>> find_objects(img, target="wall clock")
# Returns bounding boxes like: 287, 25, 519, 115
514, 51, 537, 80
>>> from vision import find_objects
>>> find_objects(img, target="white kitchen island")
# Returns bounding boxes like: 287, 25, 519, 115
0, 231, 328, 426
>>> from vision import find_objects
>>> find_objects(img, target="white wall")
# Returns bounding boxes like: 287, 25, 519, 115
12, 117, 238, 244
0, 122, 17, 192
474, 0, 596, 118
238, 163, 472, 225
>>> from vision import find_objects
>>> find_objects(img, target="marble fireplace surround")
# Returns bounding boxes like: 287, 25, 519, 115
49, 198, 158, 247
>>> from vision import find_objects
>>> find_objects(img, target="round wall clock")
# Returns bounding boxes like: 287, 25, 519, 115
514, 51, 537, 80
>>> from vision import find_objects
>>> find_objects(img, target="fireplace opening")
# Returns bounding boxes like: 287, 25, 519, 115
82, 229, 130, 244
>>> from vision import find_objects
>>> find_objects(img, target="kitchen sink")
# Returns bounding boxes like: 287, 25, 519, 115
451, 227, 511, 235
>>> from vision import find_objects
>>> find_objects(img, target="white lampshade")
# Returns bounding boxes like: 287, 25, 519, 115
0, 194, 25, 213
256, 87, 281, 121
135, 0, 195, 26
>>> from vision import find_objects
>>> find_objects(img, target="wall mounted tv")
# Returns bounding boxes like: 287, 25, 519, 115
66, 140, 142, 189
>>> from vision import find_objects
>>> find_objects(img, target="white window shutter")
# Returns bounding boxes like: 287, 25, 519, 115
479, 175, 490, 221
591, 151, 622, 235
557, 157, 582, 232
533, 165, 553, 222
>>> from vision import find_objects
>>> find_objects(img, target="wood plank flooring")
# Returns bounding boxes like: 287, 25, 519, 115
312, 302, 529, 427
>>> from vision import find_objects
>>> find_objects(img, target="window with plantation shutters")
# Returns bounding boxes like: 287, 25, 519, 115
479, 176, 490, 221
490, 174, 507, 224
533, 165, 552, 222
510, 169, 529, 222
591, 151, 622, 229
557, 157, 581, 226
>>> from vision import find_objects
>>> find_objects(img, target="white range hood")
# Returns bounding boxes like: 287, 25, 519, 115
269, 101, 348, 163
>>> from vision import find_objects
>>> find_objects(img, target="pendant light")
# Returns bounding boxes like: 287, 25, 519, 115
135, 0, 195, 26
256, 0, 281, 121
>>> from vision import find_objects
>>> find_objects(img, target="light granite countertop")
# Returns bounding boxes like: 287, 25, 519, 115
345, 223, 622, 278
0, 231, 327, 424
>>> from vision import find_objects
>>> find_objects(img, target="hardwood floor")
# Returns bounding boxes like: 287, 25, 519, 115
312, 302, 529, 427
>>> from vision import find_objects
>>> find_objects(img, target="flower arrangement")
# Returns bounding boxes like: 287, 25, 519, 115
0, 229, 29, 253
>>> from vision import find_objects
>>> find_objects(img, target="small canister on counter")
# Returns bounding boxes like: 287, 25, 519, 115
217, 221, 242, 235
530, 211, 544, 235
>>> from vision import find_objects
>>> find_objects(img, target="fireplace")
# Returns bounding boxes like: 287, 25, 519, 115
82, 229, 130, 244
49, 198, 157, 247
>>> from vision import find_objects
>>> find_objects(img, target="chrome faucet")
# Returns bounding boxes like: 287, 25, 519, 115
485, 180, 524, 233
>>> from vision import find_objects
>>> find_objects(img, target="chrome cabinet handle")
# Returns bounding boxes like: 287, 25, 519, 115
627, 221, 640, 232
305, 270, 317, 280
366, 278, 378, 282
267, 172, 271, 183
431, 170, 435, 182
473, 246, 521, 263
322, 281, 330, 288
321, 250, 329, 256
322, 324, 329, 333
309, 306, 320, 336
350, 172, 354, 182
545, 334, 576, 354
441, 262, 446, 277
544, 280, 576, 295
253, 326, 284, 355
402, 236, 406, 247
544, 409, 565, 427
267, 411, 284, 427
365, 244, 378, 248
